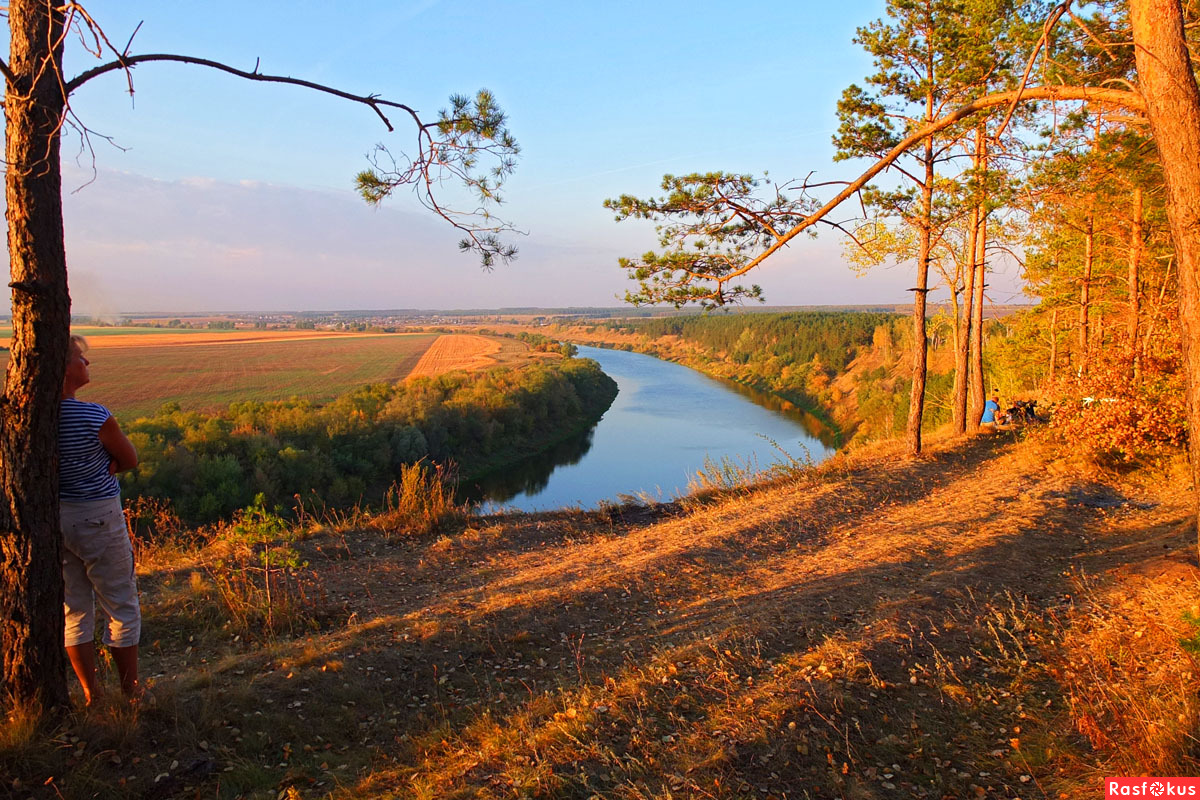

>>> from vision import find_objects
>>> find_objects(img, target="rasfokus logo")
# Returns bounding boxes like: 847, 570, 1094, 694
1107, 778, 1200, 797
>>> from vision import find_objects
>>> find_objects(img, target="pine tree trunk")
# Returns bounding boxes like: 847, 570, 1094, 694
958, 126, 988, 433
1078, 207, 1095, 375
968, 214, 987, 427
0, 0, 71, 713
1130, 0, 1200, 557
907, 142, 935, 456
953, 202, 980, 434
1048, 308, 1059, 386
951, 267, 971, 434
1128, 185, 1143, 372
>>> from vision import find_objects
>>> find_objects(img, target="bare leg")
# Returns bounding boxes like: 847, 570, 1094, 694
108, 645, 140, 699
65, 643, 101, 706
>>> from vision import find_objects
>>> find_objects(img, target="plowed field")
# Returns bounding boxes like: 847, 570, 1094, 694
3, 331, 439, 419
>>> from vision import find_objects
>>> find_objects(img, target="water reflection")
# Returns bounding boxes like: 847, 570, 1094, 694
459, 426, 595, 505
707, 376, 841, 449
464, 346, 835, 512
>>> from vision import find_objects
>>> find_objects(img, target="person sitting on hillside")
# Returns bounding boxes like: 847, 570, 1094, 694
980, 391, 1001, 429
60, 334, 142, 704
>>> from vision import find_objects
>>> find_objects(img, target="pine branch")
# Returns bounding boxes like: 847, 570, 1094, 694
63, 53, 419, 131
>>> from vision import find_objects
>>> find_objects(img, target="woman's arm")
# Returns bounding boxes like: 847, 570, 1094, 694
98, 416, 138, 474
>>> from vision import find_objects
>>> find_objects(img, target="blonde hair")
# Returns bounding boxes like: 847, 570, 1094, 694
68, 334, 89, 358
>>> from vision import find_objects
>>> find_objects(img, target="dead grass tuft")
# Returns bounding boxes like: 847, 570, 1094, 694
374, 461, 467, 536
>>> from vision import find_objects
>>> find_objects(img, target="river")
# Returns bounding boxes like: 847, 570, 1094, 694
461, 346, 836, 512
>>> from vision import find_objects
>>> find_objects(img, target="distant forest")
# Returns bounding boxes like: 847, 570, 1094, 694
611, 312, 899, 375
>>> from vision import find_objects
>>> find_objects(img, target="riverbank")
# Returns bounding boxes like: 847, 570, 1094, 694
556, 334, 847, 448
6, 429, 1196, 798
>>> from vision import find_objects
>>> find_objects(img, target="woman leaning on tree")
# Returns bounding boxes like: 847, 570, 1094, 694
59, 334, 142, 704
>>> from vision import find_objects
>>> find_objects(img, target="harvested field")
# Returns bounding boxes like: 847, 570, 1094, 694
406, 333, 531, 378
13, 333, 439, 419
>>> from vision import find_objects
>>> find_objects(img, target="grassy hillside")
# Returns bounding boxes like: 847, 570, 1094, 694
6, 430, 1196, 799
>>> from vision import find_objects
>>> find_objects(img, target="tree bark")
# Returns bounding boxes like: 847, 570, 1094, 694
1048, 307, 1059, 386
907, 139, 935, 456
968, 151, 988, 428
1130, 0, 1200, 556
1128, 185, 1144, 372
951, 244, 973, 435
953, 133, 987, 434
1078, 205, 1095, 375
1, 0, 71, 712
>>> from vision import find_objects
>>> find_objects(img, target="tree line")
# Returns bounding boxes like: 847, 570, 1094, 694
598, 310, 1033, 447
611, 312, 898, 374
120, 358, 617, 525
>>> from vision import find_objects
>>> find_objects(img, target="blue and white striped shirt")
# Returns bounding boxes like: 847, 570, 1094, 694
59, 398, 120, 501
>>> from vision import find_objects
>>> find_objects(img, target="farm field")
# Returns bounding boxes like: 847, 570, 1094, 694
3, 331, 441, 419
0, 327, 394, 348
406, 333, 536, 379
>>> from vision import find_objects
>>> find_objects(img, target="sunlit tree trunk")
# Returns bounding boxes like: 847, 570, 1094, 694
954, 128, 986, 434
0, 0, 71, 713
951, 225, 975, 434
968, 143, 988, 428
907, 131, 935, 456
1130, 0, 1200, 555
1048, 307, 1059, 386
1077, 204, 1095, 375
1128, 185, 1144, 373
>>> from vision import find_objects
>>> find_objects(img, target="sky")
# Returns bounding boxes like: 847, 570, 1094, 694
19, 1, 1029, 313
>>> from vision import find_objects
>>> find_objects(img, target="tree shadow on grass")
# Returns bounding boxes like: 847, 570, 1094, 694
122, 433, 1189, 799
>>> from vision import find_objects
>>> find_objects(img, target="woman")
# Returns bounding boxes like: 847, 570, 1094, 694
60, 334, 141, 703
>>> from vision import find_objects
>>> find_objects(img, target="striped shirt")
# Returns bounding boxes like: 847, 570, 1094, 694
59, 398, 120, 501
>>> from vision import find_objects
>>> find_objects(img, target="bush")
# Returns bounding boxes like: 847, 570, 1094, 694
1050, 354, 1186, 462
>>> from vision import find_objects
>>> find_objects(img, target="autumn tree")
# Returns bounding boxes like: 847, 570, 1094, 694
1022, 122, 1167, 379
1, 1, 519, 714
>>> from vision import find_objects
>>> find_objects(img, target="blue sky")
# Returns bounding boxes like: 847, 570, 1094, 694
39, 1, 1026, 313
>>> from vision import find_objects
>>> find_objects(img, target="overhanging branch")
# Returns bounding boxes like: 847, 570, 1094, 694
719, 85, 1144, 283
64, 53, 419, 132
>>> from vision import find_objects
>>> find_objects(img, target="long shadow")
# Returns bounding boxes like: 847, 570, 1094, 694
132, 434, 1163, 798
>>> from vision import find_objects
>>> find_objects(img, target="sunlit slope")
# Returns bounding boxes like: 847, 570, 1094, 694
21, 433, 1184, 799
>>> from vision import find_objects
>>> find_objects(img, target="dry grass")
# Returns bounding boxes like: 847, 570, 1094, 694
1048, 562, 1200, 788
3, 433, 1197, 799
374, 461, 467, 536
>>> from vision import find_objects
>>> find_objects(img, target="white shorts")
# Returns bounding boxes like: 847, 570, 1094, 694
61, 496, 141, 648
